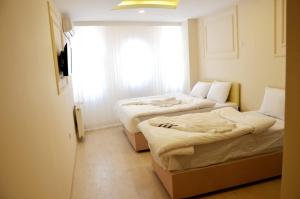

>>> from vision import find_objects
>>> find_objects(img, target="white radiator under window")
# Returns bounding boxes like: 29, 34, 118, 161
74, 105, 85, 139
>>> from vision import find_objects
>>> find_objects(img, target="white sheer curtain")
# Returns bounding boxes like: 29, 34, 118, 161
71, 25, 188, 130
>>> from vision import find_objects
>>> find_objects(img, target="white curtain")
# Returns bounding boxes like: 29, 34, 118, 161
71, 25, 189, 130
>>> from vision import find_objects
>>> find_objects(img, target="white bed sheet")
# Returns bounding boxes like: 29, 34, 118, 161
117, 93, 238, 133
152, 112, 284, 171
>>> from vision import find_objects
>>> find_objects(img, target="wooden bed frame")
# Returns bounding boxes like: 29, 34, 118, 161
124, 127, 149, 151
123, 82, 241, 152
152, 151, 282, 199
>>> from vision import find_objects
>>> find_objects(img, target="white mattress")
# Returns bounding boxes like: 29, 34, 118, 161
152, 112, 284, 171
119, 95, 238, 133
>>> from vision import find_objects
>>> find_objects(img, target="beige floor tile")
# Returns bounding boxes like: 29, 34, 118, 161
71, 127, 281, 199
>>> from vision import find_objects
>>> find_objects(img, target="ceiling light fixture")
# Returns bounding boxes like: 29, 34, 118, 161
138, 10, 145, 14
114, 0, 180, 10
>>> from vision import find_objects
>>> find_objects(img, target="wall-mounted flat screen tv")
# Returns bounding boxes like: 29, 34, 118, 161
58, 44, 69, 76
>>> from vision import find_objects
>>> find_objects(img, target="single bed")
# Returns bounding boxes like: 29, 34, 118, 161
138, 107, 284, 198
117, 82, 240, 151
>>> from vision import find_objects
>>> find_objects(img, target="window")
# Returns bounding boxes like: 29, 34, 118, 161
71, 25, 188, 129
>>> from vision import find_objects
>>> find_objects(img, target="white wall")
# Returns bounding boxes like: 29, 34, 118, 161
197, 0, 286, 111
0, 0, 77, 198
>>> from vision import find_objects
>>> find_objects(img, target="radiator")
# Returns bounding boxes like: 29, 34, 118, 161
74, 105, 85, 139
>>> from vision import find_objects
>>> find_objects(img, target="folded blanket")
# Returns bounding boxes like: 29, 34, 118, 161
138, 107, 276, 159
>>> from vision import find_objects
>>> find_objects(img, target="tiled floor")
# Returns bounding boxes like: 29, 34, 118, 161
70, 126, 281, 199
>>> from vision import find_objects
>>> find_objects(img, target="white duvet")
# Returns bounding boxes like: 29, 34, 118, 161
138, 107, 276, 162
116, 93, 216, 133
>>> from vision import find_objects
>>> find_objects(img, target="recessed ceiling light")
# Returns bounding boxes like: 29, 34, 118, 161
114, 0, 179, 10
138, 10, 145, 14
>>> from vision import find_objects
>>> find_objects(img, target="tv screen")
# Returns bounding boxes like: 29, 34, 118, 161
58, 44, 69, 76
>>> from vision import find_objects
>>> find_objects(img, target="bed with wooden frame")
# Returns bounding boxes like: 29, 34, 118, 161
139, 109, 283, 198
122, 82, 241, 152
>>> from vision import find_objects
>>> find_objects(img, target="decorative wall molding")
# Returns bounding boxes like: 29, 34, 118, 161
274, 0, 286, 57
203, 6, 239, 59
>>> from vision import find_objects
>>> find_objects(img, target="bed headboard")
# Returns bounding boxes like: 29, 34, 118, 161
202, 80, 240, 107
227, 82, 240, 107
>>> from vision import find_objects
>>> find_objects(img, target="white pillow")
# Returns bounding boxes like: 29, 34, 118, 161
190, 82, 211, 98
259, 87, 285, 120
207, 81, 232, 103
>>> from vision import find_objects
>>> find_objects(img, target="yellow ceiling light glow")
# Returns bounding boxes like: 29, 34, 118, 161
114, 0, 180, 10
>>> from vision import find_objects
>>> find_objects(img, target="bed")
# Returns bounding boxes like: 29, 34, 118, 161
138, 87, 285, 198
116, 82, 240, 151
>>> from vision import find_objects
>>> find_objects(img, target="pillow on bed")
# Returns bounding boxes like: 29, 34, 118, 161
190, 82, 211, 98
207, 81, 232, 103
259, 87, 285, 120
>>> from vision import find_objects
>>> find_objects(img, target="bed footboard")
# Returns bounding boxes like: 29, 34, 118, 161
152, 151, 282, 199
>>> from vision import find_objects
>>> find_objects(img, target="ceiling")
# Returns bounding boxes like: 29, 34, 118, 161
54, 0, 236, 22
